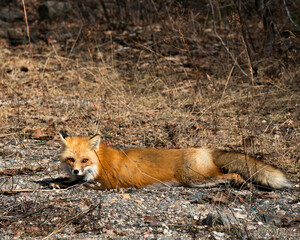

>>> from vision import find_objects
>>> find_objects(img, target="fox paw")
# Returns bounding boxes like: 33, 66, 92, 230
83, 181, 102, 190
49, 182, 61, 189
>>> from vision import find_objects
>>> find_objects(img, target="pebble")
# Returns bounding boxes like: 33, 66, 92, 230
0, 140, 298, 239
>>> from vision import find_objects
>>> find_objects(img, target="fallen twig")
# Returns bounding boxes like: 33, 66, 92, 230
42, 200, 101, 240
0, 167, 45, 176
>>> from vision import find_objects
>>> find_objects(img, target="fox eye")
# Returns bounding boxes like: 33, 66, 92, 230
66, 158, 74, 162
82, 158, 88, 163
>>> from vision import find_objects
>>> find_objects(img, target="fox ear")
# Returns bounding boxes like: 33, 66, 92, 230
88, 135, 101, 151
59, 131, 68, 146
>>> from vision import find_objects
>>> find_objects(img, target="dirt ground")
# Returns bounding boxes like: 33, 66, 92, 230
0, 0, 300, 239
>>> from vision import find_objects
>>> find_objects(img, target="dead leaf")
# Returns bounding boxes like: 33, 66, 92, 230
31, 127, 44, 139
31, 119, 56, 140
179, 192, 192, 196
203, 194, 228, 204
259, 193, 280, 199
123, 193, 130, 199
211, 195, 228, 204
144, 216, 160, 223
1, 188, 34, 195
282, 217, 300, 228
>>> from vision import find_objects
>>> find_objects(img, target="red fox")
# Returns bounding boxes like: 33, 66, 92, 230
59, 131, 292, 190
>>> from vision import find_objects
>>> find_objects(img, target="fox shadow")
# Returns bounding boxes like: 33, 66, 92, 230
34, 177, 84, 189
34, 177, 276, 192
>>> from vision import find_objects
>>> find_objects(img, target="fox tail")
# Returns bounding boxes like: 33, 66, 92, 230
212, 150, 292, 189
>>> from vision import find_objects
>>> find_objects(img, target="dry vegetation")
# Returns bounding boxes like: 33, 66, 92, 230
0, 0, 299, 239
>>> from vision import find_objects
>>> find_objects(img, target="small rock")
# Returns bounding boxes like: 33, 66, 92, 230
38, 1, 74, 20
8, 28, 27, 45
0, 28, 8, 39
246, 224, 256, 230
188, 192, 207, 203
258, 213, 282, 225
276, 210, 286, 216
212, 231, 227, 240
0, 8, 23, 21
234, 211, 247, 219
160, 236, 173, 240
202, 212, 240, 227
0, 20, 12, 29
144, 215, 161, 227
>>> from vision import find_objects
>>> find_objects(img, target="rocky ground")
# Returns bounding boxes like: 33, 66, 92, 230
0, 140, 299, 239
0, 171, 299, 239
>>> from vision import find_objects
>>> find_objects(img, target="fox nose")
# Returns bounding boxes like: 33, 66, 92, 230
73, 169, 79, 175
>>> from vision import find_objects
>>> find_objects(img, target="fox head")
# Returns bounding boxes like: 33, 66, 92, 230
59, 131, 101, 181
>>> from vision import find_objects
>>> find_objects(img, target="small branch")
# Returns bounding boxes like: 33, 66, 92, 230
0, 188, 35, 195
283, 0, 300, 30
100, 0, 111, 27
68, 24, 83, 58
95, 151, 114, 188
234, 0, 256, 72
42, 201, 101, 240
208, 0, 249, 78
21, 0, 47, 112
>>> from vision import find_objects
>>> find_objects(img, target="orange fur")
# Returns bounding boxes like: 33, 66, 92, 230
59, 133, 292, 189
